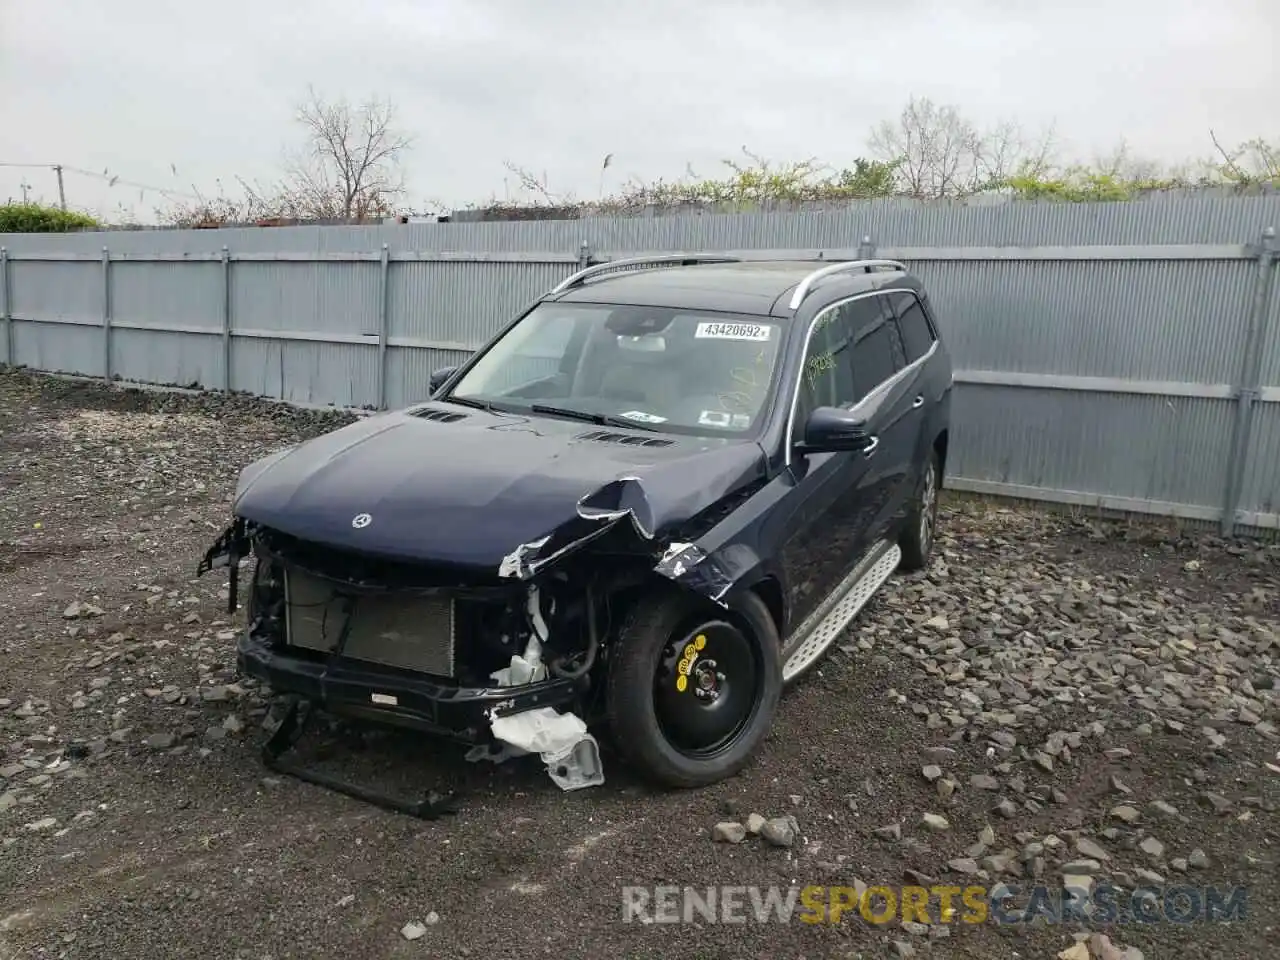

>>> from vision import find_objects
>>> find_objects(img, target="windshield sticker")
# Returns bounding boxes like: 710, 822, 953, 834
695, 321, 773, 342
697, 410, 752, 429
619, 410, 668, 424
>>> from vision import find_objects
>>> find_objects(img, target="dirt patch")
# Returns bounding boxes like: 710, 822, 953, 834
1, 367, 1278, 960
0, 541, 93, 575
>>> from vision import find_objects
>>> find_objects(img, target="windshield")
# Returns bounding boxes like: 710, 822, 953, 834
445, 302, 786, 437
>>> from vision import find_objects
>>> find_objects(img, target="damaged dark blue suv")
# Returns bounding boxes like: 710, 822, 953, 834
199, 254, 952, 796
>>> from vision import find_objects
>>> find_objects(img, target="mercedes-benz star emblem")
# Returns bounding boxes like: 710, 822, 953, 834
351, 513, 372, 529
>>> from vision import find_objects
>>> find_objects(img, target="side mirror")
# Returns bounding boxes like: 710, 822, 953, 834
798, 406, 874, 453
428, 366, 458, 394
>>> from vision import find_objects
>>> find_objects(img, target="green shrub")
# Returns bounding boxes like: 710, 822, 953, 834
0, 203, 99, 233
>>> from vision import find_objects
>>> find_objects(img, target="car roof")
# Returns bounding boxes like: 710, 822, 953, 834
550, 260, 908, 317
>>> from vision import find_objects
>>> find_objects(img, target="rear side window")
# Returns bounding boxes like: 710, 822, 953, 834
892, 291, 936, 363
851, 321, 900, 399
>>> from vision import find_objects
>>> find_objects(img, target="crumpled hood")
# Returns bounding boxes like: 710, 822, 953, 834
232, 406, 766, 571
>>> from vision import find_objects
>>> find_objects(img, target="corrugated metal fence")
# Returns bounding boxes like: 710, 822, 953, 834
2, 196, 1278, 534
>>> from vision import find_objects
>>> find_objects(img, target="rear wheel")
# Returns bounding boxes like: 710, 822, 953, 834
899, 448, 940, 571
606, 589, 781, 788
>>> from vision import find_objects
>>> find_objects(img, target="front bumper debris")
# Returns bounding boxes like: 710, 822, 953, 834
467, 704, 607, 791
262, 697, 460, 820
197, 519, 250, 612
241, 629, 603, 815
238, 629, 584, 741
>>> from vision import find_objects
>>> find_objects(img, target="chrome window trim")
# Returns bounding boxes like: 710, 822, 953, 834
784, 289, 938, 468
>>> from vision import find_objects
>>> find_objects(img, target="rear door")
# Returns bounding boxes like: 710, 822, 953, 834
884, 289, 940, 496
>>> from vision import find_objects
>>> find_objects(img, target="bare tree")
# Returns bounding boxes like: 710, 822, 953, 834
869, 96, 1058, 198
500, 161, 569, 206
982, 119, 1059, 184
869, 97, 979, 199
157, 89, 415, 226
284, 86, 414, 220
1210, 130, 1280, 185
1088, 139, 1167, 182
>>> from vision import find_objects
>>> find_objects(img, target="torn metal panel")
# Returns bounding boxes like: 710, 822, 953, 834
497, 445, 767, 580
576, 474, 655, 538
655, 541, 704, 578
496, 521, 618, 580
496, 536, 550, 579
575, 443, 766, 542
654, 540, 762, 603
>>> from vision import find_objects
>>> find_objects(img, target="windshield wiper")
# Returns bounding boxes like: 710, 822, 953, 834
442, 395, 495, 412
528, 403, 658, 432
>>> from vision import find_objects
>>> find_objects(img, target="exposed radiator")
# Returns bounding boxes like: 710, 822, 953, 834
283, 567, 456, 678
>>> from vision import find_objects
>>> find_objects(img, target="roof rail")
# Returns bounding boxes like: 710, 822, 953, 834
550, 254, 742, 295
786, 259, 906, 310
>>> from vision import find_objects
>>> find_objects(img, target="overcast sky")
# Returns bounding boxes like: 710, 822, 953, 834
2, 0, 1276, 221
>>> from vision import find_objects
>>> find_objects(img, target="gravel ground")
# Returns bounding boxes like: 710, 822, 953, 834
1, 367, 1278, 960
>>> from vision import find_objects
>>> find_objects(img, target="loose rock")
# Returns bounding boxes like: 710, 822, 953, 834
1075, 837, 1111, 861
921, 813, 950, 832
761, 816, 798, 848
1139, 836, 1165, 859
1110, 805, 1140, 824
713, 822, 747, 844
144, 732, 176, 751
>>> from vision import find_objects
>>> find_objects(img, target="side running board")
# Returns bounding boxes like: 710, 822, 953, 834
781, 540, 902, 683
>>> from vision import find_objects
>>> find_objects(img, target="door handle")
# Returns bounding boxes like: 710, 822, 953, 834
912, 394, 925, 409
862, 435, 879, 457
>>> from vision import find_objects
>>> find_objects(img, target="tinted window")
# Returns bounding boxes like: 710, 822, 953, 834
800, 302, 857, 409
852, 322, 900, 398
893, 292, 936, 363
793, 294, 905, 436
837, 295, 890, 340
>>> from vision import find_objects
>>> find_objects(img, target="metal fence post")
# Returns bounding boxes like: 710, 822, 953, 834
0, 247, 10, 368
376, 243, 390, 410
221, 245, 232, 391
101, 247, 112, 380
1221, 225, 1278, 537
